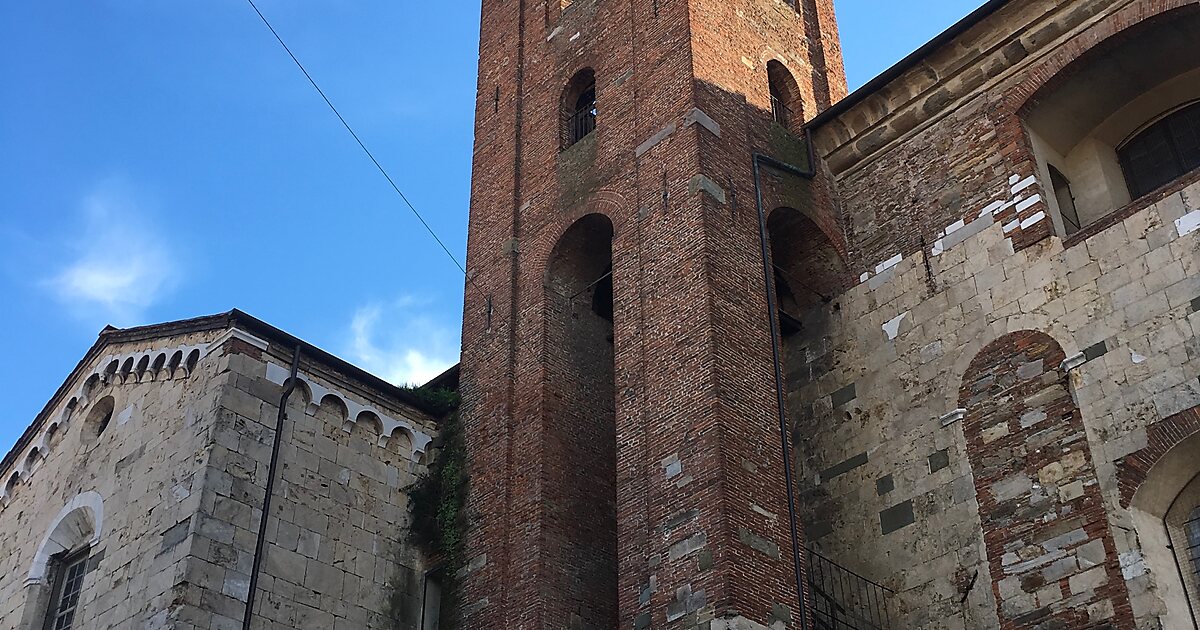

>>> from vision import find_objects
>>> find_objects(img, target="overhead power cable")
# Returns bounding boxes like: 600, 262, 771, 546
244, 0, 479, 293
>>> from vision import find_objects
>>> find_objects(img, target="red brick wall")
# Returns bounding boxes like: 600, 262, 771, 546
457, 0, 848, 626
542, 214, 618, 629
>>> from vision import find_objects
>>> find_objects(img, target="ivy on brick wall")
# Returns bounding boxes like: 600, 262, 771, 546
387, 386, 465, 628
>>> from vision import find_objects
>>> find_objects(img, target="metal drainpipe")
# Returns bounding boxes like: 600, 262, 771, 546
751, 132, 817, 630
241, 345, 301, 630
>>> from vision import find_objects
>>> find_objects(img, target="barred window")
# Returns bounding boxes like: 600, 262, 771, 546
562, 69, 597, 149
767, 60, 802, 131
45, 548, 89, 630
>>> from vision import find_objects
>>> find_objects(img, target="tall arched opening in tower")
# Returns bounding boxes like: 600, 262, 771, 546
543, 213, 617, 628
767, 206, 851, 600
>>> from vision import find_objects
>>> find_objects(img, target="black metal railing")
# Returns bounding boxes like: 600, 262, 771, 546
808, 548, 895, 630
771, 94, 791, 129
566, 105, 596, 147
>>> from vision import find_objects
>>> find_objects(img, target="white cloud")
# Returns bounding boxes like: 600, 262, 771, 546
346, 299, 458, 386
48, 182, 178, 326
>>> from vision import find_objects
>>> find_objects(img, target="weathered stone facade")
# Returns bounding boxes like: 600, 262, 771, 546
0, 312, 441, 630
791, 1, 1200, 628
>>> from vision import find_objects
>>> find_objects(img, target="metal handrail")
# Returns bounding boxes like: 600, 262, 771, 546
566, 105, 595, 146
807, 548, 895, 630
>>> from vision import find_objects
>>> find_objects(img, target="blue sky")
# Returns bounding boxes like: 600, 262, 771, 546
0, 0, 983, 455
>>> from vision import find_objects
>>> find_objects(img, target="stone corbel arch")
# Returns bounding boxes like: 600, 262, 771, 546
27, 491, 104, 585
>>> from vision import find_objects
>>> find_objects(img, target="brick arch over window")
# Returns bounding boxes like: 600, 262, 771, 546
997, 0, 1200, 250
1117, 404, 1200, 509
767, 207, 850, 316
958, 331, 1132, 628
1005, 0, 1200, 115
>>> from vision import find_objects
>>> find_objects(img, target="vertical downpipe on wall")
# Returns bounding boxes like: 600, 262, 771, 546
752, 141, 816, 630
498, 0, 528, 619
241, 345, 301, 630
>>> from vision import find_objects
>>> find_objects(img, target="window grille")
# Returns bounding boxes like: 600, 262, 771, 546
567, 85, 596, 147
45, 549, 89, 630
771, 85, 791, 128
1118, 100, 1200, 198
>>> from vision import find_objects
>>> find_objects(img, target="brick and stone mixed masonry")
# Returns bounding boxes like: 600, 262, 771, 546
2, 0, 1200, 629
457, 0, 1200, 628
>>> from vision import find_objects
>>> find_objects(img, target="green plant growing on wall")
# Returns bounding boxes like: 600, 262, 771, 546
387, 386, 466, 628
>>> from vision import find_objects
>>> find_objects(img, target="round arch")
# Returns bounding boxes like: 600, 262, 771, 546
27, 491, 104, 584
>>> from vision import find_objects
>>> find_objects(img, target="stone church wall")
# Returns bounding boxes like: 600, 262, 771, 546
174, 336, 439, 630
0, 330, 226, 629
794, 0, 1200, 628
0, 321, 440, 630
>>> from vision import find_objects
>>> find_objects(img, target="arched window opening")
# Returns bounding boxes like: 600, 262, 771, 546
1024, 7, 1200, 236
1118, 100, 1200, 199
5, 472, 20, 497
84, 396, 115, 443
185, 349, 201, 374
561, 69, 597, 149
767, 60, 803, 130
543, 213, 617, 627
767, 207, 850, 502
26, 447, 42, 470
767, 207, 847, 334
27, 492, 103, 627
1129, 427, 1200, 628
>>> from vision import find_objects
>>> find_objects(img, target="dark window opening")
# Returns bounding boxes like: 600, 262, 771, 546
544, 214, 618, 627
767, 60, 802, 130
1048, 165, 1081, 235
591, 264, 614, 323
770, 82, 790, 128
1119, 100, 1200, 198
562, 70, 597, 149
44, 548, 89, 630
569, 86, 596, 146
421, 568, 444, 630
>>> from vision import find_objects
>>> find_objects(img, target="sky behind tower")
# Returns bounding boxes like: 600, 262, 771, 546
0, 0, 984, 456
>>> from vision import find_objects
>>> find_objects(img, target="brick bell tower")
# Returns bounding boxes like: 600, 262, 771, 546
456, 0, 847, 626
